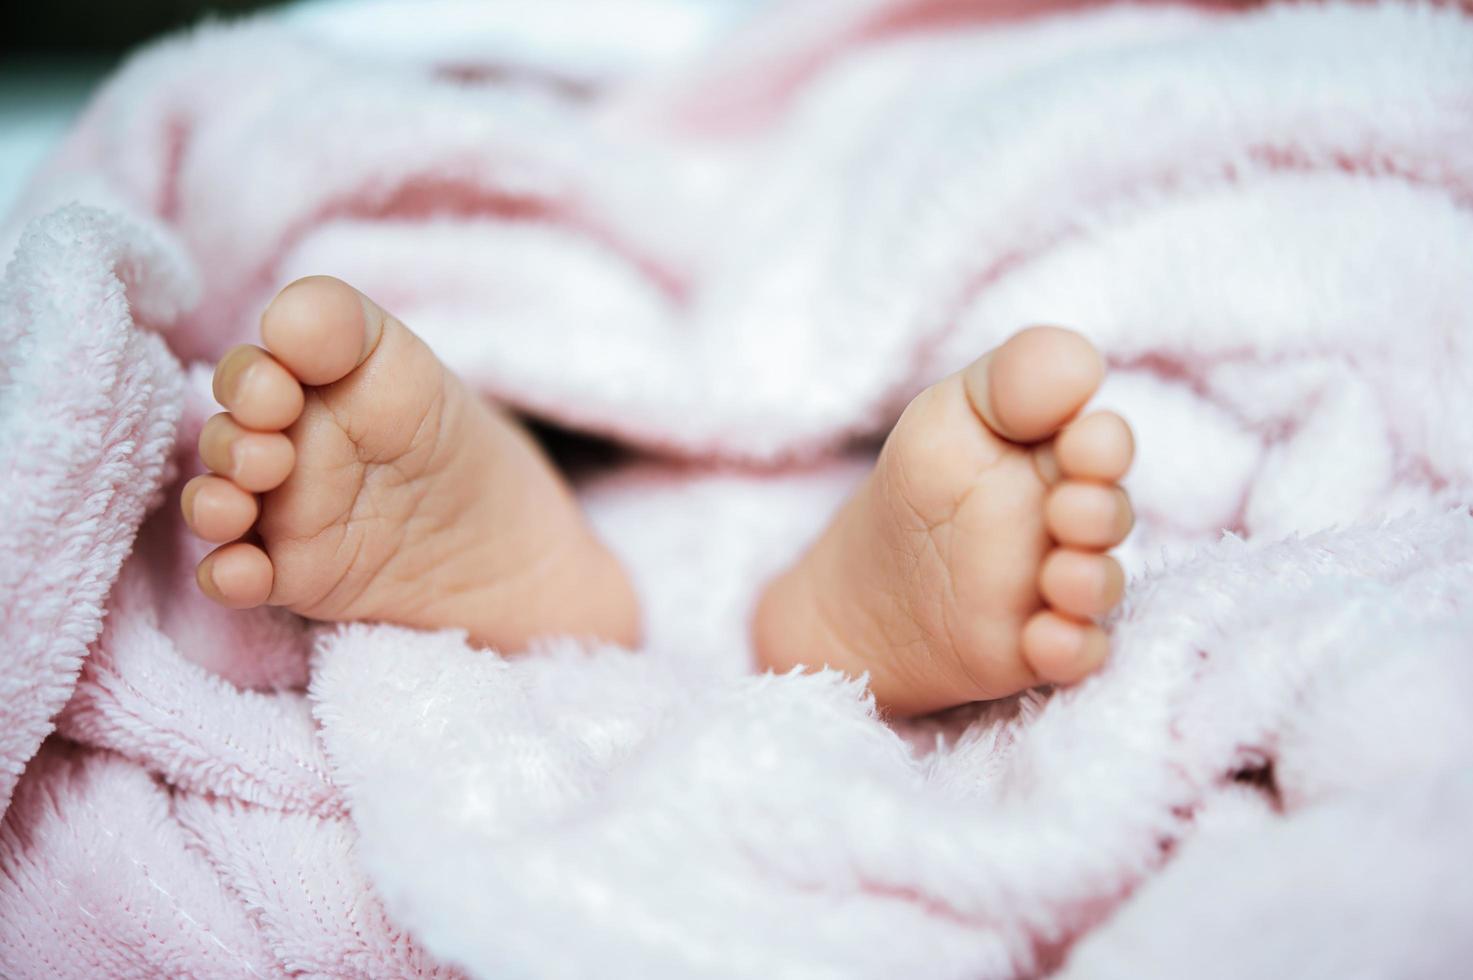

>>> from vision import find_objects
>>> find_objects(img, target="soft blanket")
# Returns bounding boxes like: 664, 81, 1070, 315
2, 1, 1472, 976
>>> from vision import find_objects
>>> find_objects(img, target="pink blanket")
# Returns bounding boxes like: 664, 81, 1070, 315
4, 1, 1473, 976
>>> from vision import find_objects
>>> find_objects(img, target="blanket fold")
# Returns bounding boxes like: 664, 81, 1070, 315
0, 206, 190, 814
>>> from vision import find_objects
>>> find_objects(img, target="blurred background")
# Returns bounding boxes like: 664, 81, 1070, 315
0, 0, 287, 214
0, 0, 748, 216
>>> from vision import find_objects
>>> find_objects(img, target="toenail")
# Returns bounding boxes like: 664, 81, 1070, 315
232, 361, 257, 402
194, 484, 217, 523
229, 439, 267, 482
1032, 445, 1062, 485
1064, 625, 1087, 656
208, 552, 247, 598
1087, 562, 1109, 598
1083, 629, 1111, 668
214, 347, 251, 404
197, 557, 220, 596
1058, 625, 1109, 680
1114, 492, 1135, 537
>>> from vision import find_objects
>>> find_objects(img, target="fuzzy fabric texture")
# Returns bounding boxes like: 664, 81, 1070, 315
2, 1, 1472, 976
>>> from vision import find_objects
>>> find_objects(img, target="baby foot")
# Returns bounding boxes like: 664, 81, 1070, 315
181, 276, 639, 649
753, 327, 1134, 716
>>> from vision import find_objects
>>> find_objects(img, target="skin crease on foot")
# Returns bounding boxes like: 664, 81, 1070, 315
752, 326, 1135, 717
181, 275, 641, 651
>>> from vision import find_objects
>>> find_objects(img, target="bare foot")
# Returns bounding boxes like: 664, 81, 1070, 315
180, 276, 639, 650
753, 327, 1134, 716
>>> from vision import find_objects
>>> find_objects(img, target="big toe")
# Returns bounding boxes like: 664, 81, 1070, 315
962, 326, 1104, 444
261, 275, 385, 386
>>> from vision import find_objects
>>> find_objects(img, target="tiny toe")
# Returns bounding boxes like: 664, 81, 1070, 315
198, 413, 295, 492
261, 275, 386, 386
213, 344, 305, 431
1045, 481, 1134, 549
1056, 411, 1134, 483
1021, 611, 1110, 684
961, 326, 1104, 443
181, 474, 259, 544
1039, 549, 1125, 618
196, 541, 274, 608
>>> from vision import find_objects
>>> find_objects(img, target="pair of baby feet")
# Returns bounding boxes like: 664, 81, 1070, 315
182, 277, 1134, 716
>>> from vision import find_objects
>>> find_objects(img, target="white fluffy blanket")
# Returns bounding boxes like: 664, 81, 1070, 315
2, 1, 1472, 976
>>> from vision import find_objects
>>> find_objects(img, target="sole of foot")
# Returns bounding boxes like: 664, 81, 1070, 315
181, 275, 640, 650
753, 326, 1134, 716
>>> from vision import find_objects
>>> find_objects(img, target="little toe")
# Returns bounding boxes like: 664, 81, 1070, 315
199, 413, 295, 492
962, 326, 1104, 444
1021, 610, 1110, 684
1045, 481, 1133, 549
181, 474, 259, 544
260, 275, 385, 386
213, 344, 305, 431
1039, 549, 1125, 618
1056, 411, 1134, 483
197, 541, 275, 608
